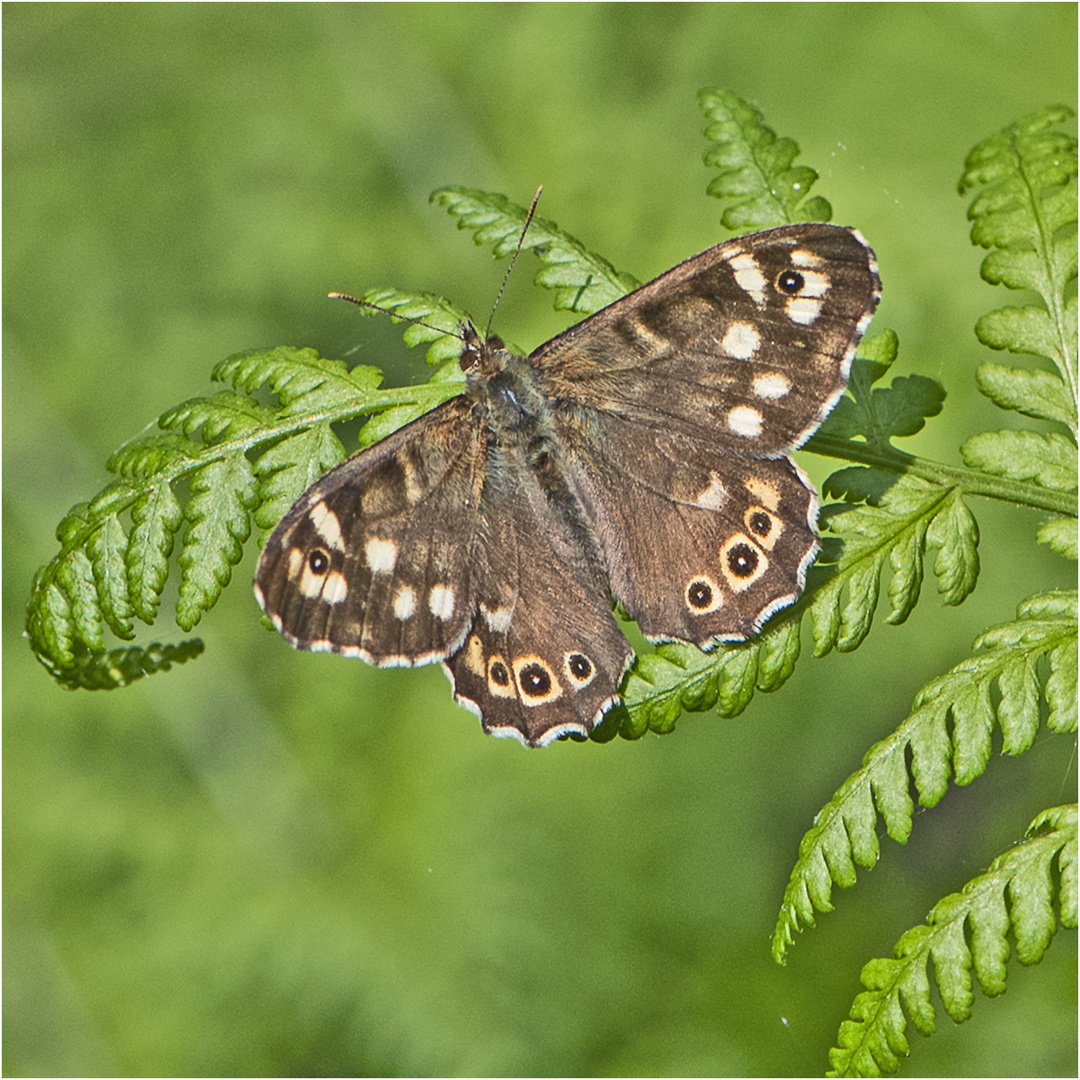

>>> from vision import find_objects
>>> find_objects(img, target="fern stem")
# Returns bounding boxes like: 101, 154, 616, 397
805, 435, 1079, 517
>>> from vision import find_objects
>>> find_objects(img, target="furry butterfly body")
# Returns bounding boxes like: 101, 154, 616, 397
255, 223, 880, 746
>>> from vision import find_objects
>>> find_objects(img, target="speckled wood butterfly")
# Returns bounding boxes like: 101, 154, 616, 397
255, 223, 880, 746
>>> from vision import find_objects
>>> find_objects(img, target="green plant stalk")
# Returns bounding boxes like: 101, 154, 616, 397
807, 433, 1078, 517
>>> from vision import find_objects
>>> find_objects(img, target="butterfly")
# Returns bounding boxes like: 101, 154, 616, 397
255, 223, 880, 746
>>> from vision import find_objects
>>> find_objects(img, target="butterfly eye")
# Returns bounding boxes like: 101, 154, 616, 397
513, 656, 562, 704
564, 652, 596, 688
748, 511, 773, 537
726, 542, 760, 579
308, 549, 331, 575
685, 575, 722, 614
687, 579, 714, 609
519, 662, 552, 697
776, 270, 805, 295
489, 659, 511, 687
568, 653, 591, 679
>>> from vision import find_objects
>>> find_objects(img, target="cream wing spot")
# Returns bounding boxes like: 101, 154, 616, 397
462, 634, 485, 677
429, 584, 456, 621
287, 547, 305, 580
784, 268, 830, 325
744, 477, 781, 512
693, 472, 728, 511
365, 537, 399, 575
727, 405, 764, 438
726, 252, 768, 305
298, 562, 327, 599
720, 321, 761, 360
786, 296, 825, 325
752, 372, 792, 400
402, 460, 424, 504
309, 502, 346, 551
393, 584, 417, 621
322, 571, 349, 605
791, 248, 825, 269
481, 602, 513, 634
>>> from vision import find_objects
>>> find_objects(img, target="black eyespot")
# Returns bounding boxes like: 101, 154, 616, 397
749, 511, 772, 537
568, 653, 592, 680
687, 579, 714, 609
519, 662, 552, 698
308, 549, 330, 575
490, 660, 510, 687
727, 543, 759, 579
777, 270, 804, 294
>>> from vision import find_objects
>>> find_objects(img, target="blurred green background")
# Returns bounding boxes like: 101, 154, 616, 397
4, 5, 1077, 1076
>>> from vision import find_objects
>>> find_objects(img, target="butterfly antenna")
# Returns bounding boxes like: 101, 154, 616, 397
485, 185, 542, 340
327, 292, 466, 343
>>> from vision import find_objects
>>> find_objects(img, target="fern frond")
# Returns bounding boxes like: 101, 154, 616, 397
811, 475, 979, 654
698, 87, 832, 229
812, 333, 946, 456
773, 591, 1078, 963
26, 346, 464, 688
430, 187, 641, 315
826, 804, 1077, 1078
618, 616, 803, 738
959, 105, 1078, 428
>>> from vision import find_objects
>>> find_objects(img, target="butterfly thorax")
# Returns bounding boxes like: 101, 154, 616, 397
461, 324, 556, 445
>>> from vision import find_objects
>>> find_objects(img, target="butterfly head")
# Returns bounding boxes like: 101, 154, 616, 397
459, 320, 509, 381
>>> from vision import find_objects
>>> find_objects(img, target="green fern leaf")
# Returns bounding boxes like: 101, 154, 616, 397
430, 187, 640, 315
252, 426, 347, 539
160, 390, 276, 442
54, 542, 105, 652
107, 431, 203, 480
1037, 516, 1079, 558
698, 88, 831, 228
827, 805, 1077, 1077
976, 305, 1072, 371
960, 105, 1078, 409
214, 346, 383, 414
127, 482, 184, 622
617, 615, 804, 739
961, 430, 1078, 491
774, 591, 1076, 963
812, 334, 945, 453
85, 508, 135, 639
811, 475, 978, 654
49, 639, 205, 692
176, 454, 257, 630
924, 488, 981, 605
975, 361, 1077, 432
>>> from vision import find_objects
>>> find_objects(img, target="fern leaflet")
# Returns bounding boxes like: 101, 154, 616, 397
826, 804, 1077, 1078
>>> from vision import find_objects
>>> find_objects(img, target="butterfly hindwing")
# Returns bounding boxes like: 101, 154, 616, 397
558, 412, 820, 643
444, 450, 632, 745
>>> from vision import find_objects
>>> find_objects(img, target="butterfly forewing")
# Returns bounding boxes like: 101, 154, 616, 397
255, 398, 485, 665
537, 224, 879, 455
